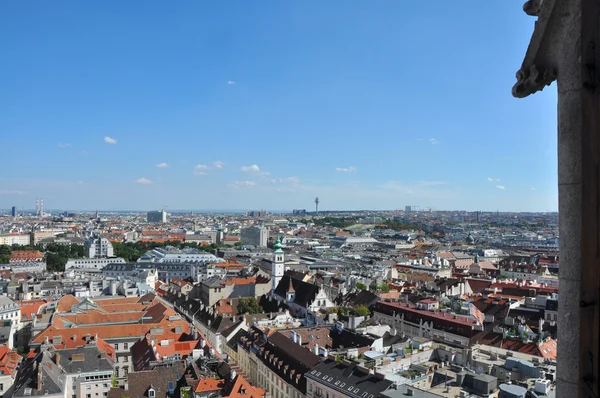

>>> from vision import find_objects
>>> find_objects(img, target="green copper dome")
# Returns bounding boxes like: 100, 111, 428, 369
274, 236, 284, 253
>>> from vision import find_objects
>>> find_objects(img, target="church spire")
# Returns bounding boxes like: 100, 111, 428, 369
272, 236, 285, 293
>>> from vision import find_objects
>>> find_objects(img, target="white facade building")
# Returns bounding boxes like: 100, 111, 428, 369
0, 234, 31, 246
137, 247, 223, 264
65, 257, 127, 271
0, 297, 21, 349
85, 234, 114, 258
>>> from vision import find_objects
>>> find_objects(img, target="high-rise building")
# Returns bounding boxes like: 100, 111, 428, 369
405, 206, 412, 213
147, 210, 167, 223
11, 206, 16, 217
240, 226, 269, 247
272, 237, 284, 292
292, 209, 307, 215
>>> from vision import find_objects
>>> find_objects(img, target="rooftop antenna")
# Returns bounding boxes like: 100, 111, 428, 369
315, 197, 319, 215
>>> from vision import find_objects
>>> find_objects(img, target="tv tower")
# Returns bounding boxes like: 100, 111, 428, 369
315, 197, 319, 215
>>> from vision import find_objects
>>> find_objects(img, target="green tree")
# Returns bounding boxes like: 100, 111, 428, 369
355, 282, 367, 291
350, 305, 370, 317
237, 297, 264, 314
45, 252, 68, 272
377, 283, 390, 293
0, 245, 11, 264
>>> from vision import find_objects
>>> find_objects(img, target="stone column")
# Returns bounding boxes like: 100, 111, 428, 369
555, 3, 583, 395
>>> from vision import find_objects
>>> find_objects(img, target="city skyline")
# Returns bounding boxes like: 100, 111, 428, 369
0, 2, 558, 212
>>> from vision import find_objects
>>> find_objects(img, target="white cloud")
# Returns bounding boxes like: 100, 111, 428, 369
0, 189, 25, 195
227, 81, 236, 85
487, 177, 501, 182
135, 177, 153, 184
241, 164, 261, 173
194, 164, 209, 175
531, 187, 536, 190
335, 166, 357, 172
156, 162, 168, 168
104, 136, 117, 144
496, 185, 505, 190
429, 138, 440, 145
212, 161, 225, 169
280, 176, 301, 184
232, 180, 256, 188
57, 143, 72, 148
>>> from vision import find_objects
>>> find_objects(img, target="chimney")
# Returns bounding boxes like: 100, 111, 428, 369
313, 344, 319, 355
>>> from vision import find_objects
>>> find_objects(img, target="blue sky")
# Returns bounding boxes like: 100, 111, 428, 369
0, 1, 558, 212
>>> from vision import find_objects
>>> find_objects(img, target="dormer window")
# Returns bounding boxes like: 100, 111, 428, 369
148, 388, 155, 398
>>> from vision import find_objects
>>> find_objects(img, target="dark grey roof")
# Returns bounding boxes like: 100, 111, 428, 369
381, 384, 445, 398
103, 263, 136, 272
108, 361, 187, 398
382, 331, 410, 347
56, 345, 114, 373
226, 329, 247, 353
202, 276, 225, 288
13, 352, 64, 397
306, 359, 393, 398
545, 299, 558, 311
274, 275, 319, 307
330, 328, 376, 350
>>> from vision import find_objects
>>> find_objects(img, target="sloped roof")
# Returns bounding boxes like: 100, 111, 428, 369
274, 275, 319, 307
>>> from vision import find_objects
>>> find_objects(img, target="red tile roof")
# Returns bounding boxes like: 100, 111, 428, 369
10, 250, 44, 259
195, 377, 225, 393
0, 346, 21, 376
19, 299, 52, 321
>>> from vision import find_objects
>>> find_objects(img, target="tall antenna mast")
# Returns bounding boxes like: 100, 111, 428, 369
315, 197, 320, 215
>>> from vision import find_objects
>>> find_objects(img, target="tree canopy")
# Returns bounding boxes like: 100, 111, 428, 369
237, 297, 264, 315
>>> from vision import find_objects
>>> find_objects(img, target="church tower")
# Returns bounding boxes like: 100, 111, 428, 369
272, 236, 284, 293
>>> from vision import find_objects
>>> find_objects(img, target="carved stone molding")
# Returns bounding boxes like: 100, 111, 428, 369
523, 0, 544, 16
512, 65, 557, 98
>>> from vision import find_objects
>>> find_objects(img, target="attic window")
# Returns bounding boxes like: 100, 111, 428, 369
148, 388, 155, 398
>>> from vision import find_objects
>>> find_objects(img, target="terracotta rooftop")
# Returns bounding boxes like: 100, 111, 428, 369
10, 250, 44, 259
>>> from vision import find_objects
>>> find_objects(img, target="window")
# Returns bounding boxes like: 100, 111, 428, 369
123, 343, 128, 350
148, 388, 155, 398
86, 395, 91, 398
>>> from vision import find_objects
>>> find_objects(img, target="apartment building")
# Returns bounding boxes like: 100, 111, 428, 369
305, 359, 393, 398
12, 344, 114, 398
29, 294, 190, 387
65, 257, 126, 272
85, 234, 115, 258
372, 301, 478, 348
9, 251, 46, 272
236, 329, 323, 398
